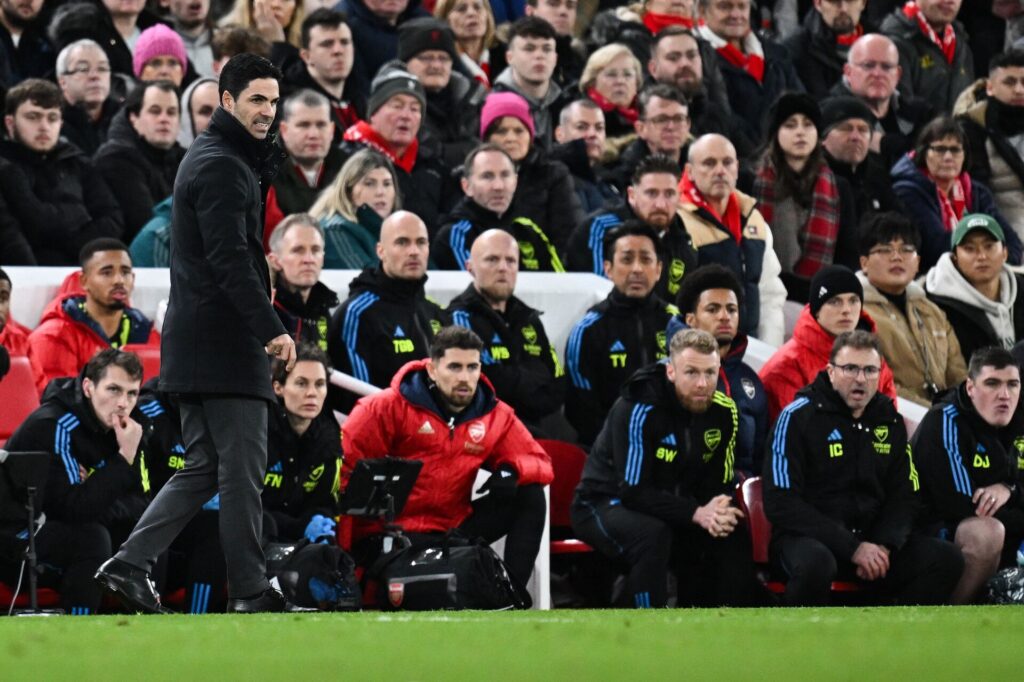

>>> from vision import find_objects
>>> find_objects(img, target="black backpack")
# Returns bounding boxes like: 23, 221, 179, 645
267, 540, 362, 611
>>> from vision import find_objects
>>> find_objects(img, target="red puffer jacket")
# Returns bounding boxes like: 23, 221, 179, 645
341, 359, 554, 540
759, 305, 897, 423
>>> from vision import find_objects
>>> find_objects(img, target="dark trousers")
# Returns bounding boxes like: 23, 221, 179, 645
770, 534, 965, 606
116, 396, 270, 599
571, 498, 765, 608
160, 511, 228, 614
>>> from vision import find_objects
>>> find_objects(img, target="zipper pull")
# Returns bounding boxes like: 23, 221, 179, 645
448, 417, 455, 440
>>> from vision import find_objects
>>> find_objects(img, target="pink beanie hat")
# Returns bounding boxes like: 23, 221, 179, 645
479, 91, 535, 140
133, 24, 188, 78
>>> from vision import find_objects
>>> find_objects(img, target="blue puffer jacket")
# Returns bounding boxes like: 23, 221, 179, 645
890, 154, 1023, 272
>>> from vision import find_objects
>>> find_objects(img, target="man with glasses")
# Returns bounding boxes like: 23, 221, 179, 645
832, 33, 936, 169
783, 0, 868, 99
925, 214, 1024, 367
880, 0, 974, 113
609, 84, 690, 192
856, 212, 965, 405
764, 329, 964, 606
56, 39, 119, 156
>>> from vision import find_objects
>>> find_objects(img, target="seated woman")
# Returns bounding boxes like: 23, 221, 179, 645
752, 92, 858, 302
263, 343, 342, 545
434, 0, 502, 88
219, 0, 304, 50
892, 115, 1023, 273
480, 91, 584, 251
579, 43, 643, 143
310, 149, 400, 270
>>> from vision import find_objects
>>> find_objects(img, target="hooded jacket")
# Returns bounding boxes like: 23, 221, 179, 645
177, 77, 218, 148
573, 362, 738, 526
763, 370, 916, 560
340, 359, 553, 539
890, 153, 1022, 272
548, 138, 621, 216
128, 196, 172, 267
419, 68, 486, 169
0, 139, 123, 265
432, 196, 564, 272
273, 280, 339, 352
28, 294, 159, 395
448, 283, 565, 425
5, 374, 150, 527
925, 252, 1024, 365
492, 67, 569, 150
759, 305, 898, 422
857, 272, 966, 405
327, 267, 448, 394
565, 201, 697, 303
61, 97, 121, 157
880, 5, 974, 114
94, 110, 187, 243
910, 382, 1024, 540
959, 98, 1024, 237
564, 288, 678, 446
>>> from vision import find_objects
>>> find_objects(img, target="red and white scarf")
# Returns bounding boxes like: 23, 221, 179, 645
586, 87, 638, 125
903, 1, 956, 64
642, 12, 694, 36
696, 23, 764, 83
926, 169, 972, 232
342, 120, 419, 173
679, 168, 742, 243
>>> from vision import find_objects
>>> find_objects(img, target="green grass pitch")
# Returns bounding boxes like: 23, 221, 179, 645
1, 606, 1020, 680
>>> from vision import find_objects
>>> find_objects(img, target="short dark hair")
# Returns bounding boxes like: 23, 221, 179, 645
83, 348, 144, 384
830, 330, 881, 363
989, 49, 1024, 73
508, 15, 557, 43
603, 220, 664, 264
914, 115, 970, 171
271, 342, 332, 385
301, 8, 347, 49
79, 238, 129, 267
4, 78, 61, 115
211, 26, 271, 61
463, 142, 514, 179
632, 153, 681, 185
857, 211, 921, 257
124, 80, 178, 117
638, 83, 687, 119
429, 326, 484, 361
675, 264, 743, 316
652, 25, 698, 52
967, 346, 1019, 381
218, 52, 282, 101
0, 267, 9, 286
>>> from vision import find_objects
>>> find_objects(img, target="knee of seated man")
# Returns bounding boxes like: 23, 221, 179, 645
955, 516, 1006, 556
782, 538, 838, 581
73, 522, 112, 560
514, 483, 547, 518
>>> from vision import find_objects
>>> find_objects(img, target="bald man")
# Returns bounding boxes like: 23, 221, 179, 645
678, 134, 786, 347
448, 229, 565, 432
327, 211, 449, 407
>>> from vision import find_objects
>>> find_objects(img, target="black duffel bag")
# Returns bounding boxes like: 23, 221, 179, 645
372, 533, 531, 611
267, 539, 362, 611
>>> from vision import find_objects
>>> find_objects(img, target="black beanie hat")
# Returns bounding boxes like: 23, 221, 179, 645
766, 91, 822, 140
398, 18, 458, 63
809, 265, 863, 319
820, 96, 877, 137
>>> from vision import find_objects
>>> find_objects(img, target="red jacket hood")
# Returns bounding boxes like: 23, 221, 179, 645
790, 304, 879, 356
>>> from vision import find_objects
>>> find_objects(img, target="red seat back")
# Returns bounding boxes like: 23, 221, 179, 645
0, 357, 41, 443
122, 344, 160, 383
738, 476, 771, 564
537, 439, 588, 530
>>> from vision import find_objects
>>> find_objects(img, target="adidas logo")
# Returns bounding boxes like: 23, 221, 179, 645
394, 325, 406, 337
818, 286, 829, 299
269, 461, 283, 473
491, 333, 502, 344
828, 429, 842, 443
418, 420, 434, 434
661, 433, 677, 446
610, 340, 626, 352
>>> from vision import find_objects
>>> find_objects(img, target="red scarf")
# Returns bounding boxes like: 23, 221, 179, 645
716, 42, 764, 83
679, 169, 742, 243
903, 1, 956, 64
642, 12, 694, 35
836, 24, 864, 47
926, 170, 972, 232
586, 87, 638, 125
342, 120, 418, 173
753, 159, 842, 277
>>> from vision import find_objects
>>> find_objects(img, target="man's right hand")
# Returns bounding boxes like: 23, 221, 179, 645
113, 415, 143, 466
852, 542, 890, 581
265, 333, 296, 371
692, 494, 744, 538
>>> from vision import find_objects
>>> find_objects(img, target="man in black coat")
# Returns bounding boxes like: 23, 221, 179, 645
782, 0, 867, 99
97, 54, 298, 615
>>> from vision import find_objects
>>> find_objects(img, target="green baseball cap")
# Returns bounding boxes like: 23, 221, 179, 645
952, 213, 1005, 247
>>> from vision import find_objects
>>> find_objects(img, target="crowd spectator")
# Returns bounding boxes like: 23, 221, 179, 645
268, 214, 339, 351
609, 84, 690, 192
448, 229, 566, 431
627, 0, 697, 34
0, 79, 123, 265
93, 0, 168, 81
759, 264, 897, 421
220, 0, 304, 49
764, 330, 963, 606
891, 116, 1022, 273
925, 213, 1024, 365
56, 39, 119, 156
310, 148, 399, 269
0, 267, 30, 357
579, 43, 642, 141
783, 0, 867, 99
133, 23, 190, 88
165, 0, 217, 77
551, 98, 619, 214
433, 0, 500, 88
209, 24, 272, 73
0, 0, 54, 87
337, 0, 427, 87
523, 0, 585, 87
177, 76, 219, 147
564, 222, 677, 446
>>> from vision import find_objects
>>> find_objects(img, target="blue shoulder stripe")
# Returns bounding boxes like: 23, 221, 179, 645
451, 309, 471, 330
139, 400, 165, 418
625, 403, 653, 485
566, 311, 603, 389
588, 214, 623, 275
55, 413, 82, 484
450, 220, 473, 272
771, 397, 809, 489
341, 292, 380, 383
941, 404, 973, 496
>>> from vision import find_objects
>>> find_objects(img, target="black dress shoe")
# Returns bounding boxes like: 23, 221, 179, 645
95, 558, 171, 614
227, 587, 288, 614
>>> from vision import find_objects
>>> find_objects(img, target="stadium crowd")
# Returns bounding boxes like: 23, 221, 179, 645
2, 0, 1024, 612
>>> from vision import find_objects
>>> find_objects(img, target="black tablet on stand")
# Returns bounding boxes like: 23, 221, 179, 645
338, 457, 422, 551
